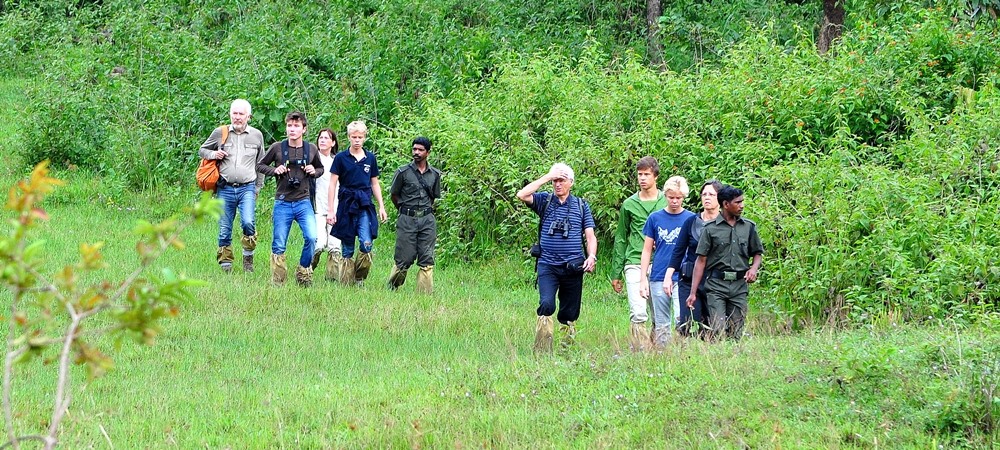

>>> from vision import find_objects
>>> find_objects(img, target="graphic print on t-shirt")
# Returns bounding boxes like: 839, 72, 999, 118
658, 225, 681, 245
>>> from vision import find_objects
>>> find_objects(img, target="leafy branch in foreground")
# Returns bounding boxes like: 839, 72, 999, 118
0, 161, 221, 450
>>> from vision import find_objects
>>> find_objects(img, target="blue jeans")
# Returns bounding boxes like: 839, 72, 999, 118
271, 199, 317, 268
217, 183, 257, 247
650, 280, 674, 332
341, 211, 373, 258
536, 262, 584, 324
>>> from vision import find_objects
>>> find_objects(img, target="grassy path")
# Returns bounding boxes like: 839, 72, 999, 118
5, 196, 1000, 448
2, 76, 998, 448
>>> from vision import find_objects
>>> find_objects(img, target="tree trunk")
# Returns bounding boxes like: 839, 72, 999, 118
817, 0, 845, 55
646, 0, 663, 67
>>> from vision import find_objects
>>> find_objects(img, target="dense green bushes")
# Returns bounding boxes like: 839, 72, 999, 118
4, 0, 1000, 326
2, 0, 665, 185
3, 0, 823, 186
385, 10, 999, 324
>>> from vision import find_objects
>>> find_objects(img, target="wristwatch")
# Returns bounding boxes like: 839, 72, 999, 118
587, 254, 597, 261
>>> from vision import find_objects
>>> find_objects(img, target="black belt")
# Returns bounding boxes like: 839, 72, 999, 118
709, 270, 747, 281
223, 179, 254, 188
399, 207, 433, 217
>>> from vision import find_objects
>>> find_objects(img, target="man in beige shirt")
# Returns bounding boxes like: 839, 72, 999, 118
198, 99, 267, 273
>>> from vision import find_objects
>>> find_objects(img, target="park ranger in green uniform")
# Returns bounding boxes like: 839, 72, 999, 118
686, 185, 763, 341
387, 136, 442, 294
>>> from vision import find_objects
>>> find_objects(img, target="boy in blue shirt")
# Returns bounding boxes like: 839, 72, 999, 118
639, 176, 694, 347
326, 121, 389, 286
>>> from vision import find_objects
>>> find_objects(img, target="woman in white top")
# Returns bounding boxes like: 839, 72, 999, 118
311, 128, 343, 280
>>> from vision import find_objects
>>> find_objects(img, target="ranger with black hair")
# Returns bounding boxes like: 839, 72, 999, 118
685, 185, 763, 341
387, 136, 442, 294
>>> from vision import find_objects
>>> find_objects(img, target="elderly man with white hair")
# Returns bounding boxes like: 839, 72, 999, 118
517, 162, 598, 354
199, 99, 267, 273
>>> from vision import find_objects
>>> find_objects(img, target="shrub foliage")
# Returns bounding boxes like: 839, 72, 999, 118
2, 0, 1000, 327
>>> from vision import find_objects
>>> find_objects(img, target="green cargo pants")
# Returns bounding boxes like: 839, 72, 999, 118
704, 277, 749, 341
393, 213, 437, 270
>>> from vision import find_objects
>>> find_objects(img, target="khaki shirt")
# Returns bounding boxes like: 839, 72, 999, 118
198, 125, 267, 189
695, 214, 763, 272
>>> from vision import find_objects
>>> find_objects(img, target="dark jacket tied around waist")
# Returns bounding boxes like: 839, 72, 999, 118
331, 186, 379, 242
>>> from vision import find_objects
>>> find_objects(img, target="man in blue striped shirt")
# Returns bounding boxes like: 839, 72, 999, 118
517, 163, 598, 354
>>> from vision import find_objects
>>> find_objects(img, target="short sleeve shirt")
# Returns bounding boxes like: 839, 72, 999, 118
642, 208, 695, 282
331, 149, 380, 190
390, 163, 442, 210
314, 152, 335, 215
531, 193, 595, 266
695, 215, 764, 272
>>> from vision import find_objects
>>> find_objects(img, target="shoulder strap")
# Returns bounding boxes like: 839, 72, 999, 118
536, 193, 554, 246
579, 197, 588, 247
280, 140, 311, 163
219, 125, 229, 147
305, 142, 316, 202
407, 164, 435, 200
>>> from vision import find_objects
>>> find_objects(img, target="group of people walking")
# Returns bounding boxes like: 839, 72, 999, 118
522, 157, 763, 353
198, 99, 763, 353
199, 99, 441, 294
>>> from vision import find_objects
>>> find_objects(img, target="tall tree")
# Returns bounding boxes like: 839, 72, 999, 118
817, 0, 845, 54
647, 0, 663, 66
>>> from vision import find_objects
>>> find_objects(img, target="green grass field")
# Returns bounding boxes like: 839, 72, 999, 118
3, 79, 999, 449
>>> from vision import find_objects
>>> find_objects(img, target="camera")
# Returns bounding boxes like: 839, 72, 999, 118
284, 158, 308, 190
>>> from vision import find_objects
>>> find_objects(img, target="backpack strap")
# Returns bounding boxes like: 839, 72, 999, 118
305, 142, 315, 204
576, 195, 588, 251
536, 193, 554, 249
219, 125, 229, 147
280, 139, 311, 164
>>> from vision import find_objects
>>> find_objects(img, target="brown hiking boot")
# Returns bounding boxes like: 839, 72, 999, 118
387, 265, 408, 291
243, 253, 254, 273
339, 257, 355, 286
651, 326, 671, 349
354, 252, 373, 282
295, 266, 313, 287
630, 322, 650, 352
534, 316, 554, 354
240, 234, 257, 252
270, 253, 287, 285
416, 265, 433, 295
217, 245, 234, 273
325, 252, 342, 281
559, 321, 577, 350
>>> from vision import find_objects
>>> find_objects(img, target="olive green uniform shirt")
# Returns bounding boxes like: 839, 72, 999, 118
611, 192, 666, 278
695, 214, 764, 272
390, 162, 442, 209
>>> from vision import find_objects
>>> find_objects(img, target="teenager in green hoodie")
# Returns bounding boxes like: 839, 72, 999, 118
610, 156, 666, 352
